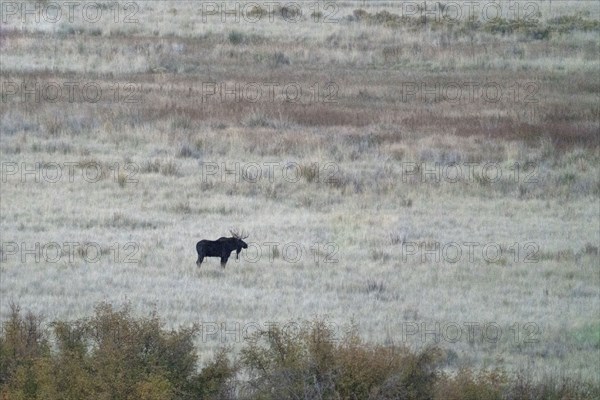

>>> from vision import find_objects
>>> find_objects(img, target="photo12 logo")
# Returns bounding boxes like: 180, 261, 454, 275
384, 161, 539, 186
0, 241, 141, 264
1, 2, 140, 24
400, 321, 541, 345
399, 81, 540, 104
199, 161, 340, 185
199, 320, 343, 343
199, 2, 341, 23
199, 82, 338, 104
236, 241, 339, 265
1, 81, 143, 104
397, 1, 542, 23
1, 161, 139, 185
401, 241, 540, 264
197, 2, 542, 24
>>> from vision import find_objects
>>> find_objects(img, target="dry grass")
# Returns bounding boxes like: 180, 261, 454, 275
1, 0, 599, 391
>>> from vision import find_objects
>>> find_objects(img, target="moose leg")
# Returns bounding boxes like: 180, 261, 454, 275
220, 256, 229, 268
196, 247, 206, 268
196, 243, 204, 267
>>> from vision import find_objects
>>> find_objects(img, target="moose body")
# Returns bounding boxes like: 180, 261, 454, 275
196, 230, 248, 268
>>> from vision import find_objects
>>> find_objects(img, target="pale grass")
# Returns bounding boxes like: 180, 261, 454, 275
1, 0, 599, 386
2, 1, 599, 74
2, 128, 599, 381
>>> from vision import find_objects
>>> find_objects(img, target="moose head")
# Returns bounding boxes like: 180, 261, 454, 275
228, 228, 249, 259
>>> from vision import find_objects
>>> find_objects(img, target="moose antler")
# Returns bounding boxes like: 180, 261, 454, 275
230, 228, 249, 239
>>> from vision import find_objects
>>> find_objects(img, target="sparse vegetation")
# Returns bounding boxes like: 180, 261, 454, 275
2, 305, 598, 399
228, 30, 246, 45
350, 8, 600, 39
0, 303, 236, 399
1, 0, 598, 395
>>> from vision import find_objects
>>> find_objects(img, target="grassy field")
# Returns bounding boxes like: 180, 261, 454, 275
1, 0, 599, 391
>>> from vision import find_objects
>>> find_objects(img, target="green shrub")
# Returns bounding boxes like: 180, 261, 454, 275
240, 320, 443, 399
353, 9, 369, 21
548, 14, 600, 33
188, 349, 237, 399
484, 18, 550, 40
276, 5, 302, 20
435, 368, 505, 400
0, 303, 235, 400
273, 51, 290, 67
228, 30, 245, 45
0, 304, 50, 387
245, 5, 267, 19
348, 8, 600, 40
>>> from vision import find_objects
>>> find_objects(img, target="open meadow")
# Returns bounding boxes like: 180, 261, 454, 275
1, 0, 599, 398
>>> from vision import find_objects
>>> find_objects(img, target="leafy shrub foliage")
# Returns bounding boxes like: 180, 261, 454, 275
0, 303, 236, 400
1, 304, 598, 399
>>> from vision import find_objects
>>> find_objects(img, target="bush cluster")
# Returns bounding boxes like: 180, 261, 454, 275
350, 9, 600, 40
0, 303, 235, 400
1, 304, 598, 399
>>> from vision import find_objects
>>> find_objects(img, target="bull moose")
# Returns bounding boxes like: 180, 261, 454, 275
196, 229, 249, 268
